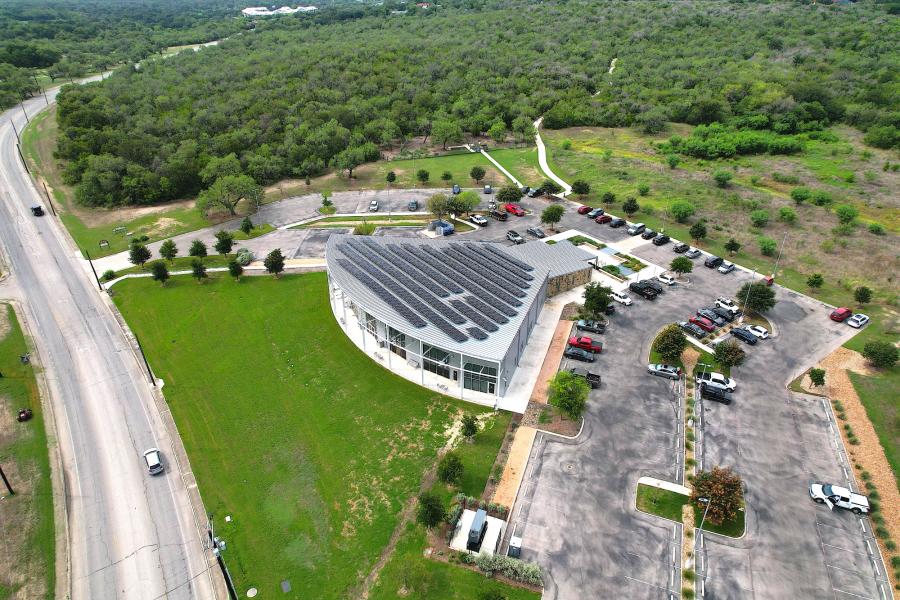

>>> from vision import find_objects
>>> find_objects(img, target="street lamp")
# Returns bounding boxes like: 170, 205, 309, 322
738, 269, 757, 326
697, 496, 711, 532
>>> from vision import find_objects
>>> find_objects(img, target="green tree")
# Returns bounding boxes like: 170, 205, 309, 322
470, 166, 486, 183
806, 273, 824, 289
199, 153, 242, 185
441, 170, 453, 182
497, 185, 523, 204
854, 286, 872, 305
541, 179, 562, 195
670, 200, 695, 223
809, 368, 826, 387
724, 238, 741, 254
189, 239, 207, 258
689, 222, 707, 243
197, 174, 263, 216
416, 492, 446, 529
159, 239, 178, 261
487, 119, 507, 143
541, 204, 565, 231
666, 155, 680, 169
862, 341, 897, 369
653, 324, 688, 363
713, 170, 733, 188
811, 190, 832, 206
240, 217, 253, 235
432, 118, 463, 149
214, 230, 234, 255
637, 183, 650, 196
228, 259, 243, 281
416, 169, 430, 185
452, 191, 479, 215
714, 339, 746, 368
790, 187, 811, 205
461, 414, 478, 440
691, 467, 743, 527
737, 282, 777, 313
264, 248, 285, 277
601, 191, 616, 205
547, 370, 590, 420
834, 204, 859, 224
750, 210, 770, 227
571, 180, 590, 197
191, 259, 207, 282
670, 256, 693, 276
129, 243, 151, 268
582, 282, 613, 317
778, 207, 797, 224
386, 171, 397, 184
437, 452, 464, 484
427, 193, 450, 219
622, 196, 639, 216
758, 236, 776, 256
150, 261, 169, 286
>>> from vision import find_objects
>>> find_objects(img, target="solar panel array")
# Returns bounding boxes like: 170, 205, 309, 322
463, 295, 509, 324
480, 243, 535, 273
336, 259, 427, 328
450, 299, 499, 332
441, 246, 527, 298
452, 243, 533, 284
421, 246, 523, 307
467, 327, 488, 341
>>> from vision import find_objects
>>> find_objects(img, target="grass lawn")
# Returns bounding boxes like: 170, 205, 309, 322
0, 304, 56, 599
635, 484, 744, 538
292, 214, 475, 232
232, 223, 275, 240
490, 147, 544, 188
849, 369, 900, 491
111, 273, 522, 598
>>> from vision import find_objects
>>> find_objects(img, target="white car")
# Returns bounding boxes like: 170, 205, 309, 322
369, 200, 379, 212
809, 482, 870, 514
695, 371, 736, 392
143, 448, 164, 475
847, 314, 869, 329
685, 247, 701, 259
469, 214, 488, 226
717, 261, 735, 274
611, 290, 632, 306
657, 273, 676, 286
716, 297, 739, 314
744, 324, 769, 339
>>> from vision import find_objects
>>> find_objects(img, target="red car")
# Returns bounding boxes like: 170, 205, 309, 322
568, 335, 602, 353
505, 203, 525, 216
595, 214, 612, 224
577, 205, 591, 215
689, 316, 716, 332
830, 307, 852, 322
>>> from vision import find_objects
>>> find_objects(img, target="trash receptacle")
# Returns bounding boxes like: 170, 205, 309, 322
508, 536, 522, 558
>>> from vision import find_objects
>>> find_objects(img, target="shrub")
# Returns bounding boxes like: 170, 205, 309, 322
461, 414, 478, 439
354, 221, 376, 235
560, 139, 572, 150
235, 247, 254, 266
475, 554, 543, 586
637, 183, 650, 196
790, 187, 811, 205
778, 206, 797, 224
670, 200, 695, 223
601, 191, 616, 205
666, 154, 680, 169
832, 223, 855, 236
750, 210, 770, 227
811, 190, 833, 206
806, 273, 824, 289
854, 286, 872, 305
809, 368, 825, 387
724, 238, 741, 254
758, 236, 777, 256
682, 587, 695, 599
438, 452, 464, 484
416, 492, 446, 528
689, 221, 707, 242
834, 204, 859, 224
102, 269, 116, 281
772, 172, 800, 184
714, 339, 746, 368
571, 179, 590, 196
622, 196, 640, 215
862, 341, 898, 369
713, 170, 733, 188
868, 222, 885, 235
683, 569, 695, 582
875, 526, 890, 540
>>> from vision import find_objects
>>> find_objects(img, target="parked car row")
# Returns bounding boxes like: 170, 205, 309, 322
830, 307, 869, 329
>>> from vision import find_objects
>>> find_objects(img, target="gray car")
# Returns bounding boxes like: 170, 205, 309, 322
697, 308, 726, 328
526, 226, 546, 238
647, 363, 681, 380
564, 347, 595, 362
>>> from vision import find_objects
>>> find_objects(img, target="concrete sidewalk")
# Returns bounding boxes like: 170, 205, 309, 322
529, 319, 573, 404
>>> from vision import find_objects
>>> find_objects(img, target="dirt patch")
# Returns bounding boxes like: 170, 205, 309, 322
681, 346, 700, 376
521, 401, 581, 437
144, 216, 186, 237
0, 307, 9, 341
815, 347, 899, 588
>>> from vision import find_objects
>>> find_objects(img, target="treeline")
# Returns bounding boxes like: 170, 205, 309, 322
55, 0, 899, 208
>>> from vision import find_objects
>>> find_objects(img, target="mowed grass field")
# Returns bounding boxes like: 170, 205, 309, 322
0, 304, 55, 599
111, 273, 525, 598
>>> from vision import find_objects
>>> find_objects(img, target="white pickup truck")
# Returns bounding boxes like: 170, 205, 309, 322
809, 482, 870, 514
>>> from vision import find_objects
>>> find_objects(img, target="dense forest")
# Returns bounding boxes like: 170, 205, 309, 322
53, 0, 900, 208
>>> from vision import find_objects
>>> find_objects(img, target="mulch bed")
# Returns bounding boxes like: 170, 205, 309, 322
521, 401, 580, 437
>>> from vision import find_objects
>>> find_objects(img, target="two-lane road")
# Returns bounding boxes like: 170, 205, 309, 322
0, 89, 214, 598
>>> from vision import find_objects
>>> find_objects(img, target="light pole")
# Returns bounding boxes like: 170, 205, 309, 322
0, 463, 14, 496
772, 231, 788, 279
738, 269, 757, 326
697, 496, 711, 532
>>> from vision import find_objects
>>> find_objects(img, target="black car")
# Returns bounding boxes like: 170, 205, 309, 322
569, 367, 601, 388
527, 188, 542, 198
564, 347, 595, 363
711, 306, 737, 323
31, 205, 44, 216
653, 234, 670, 246
407, 200, 419, 211
609, 217, 626, 228
489, 209, 508, 221
731, 327, 758, 345
699, 383, 732, 404
679, 321, 708, 339
641, 229, 657, 240
576, 319, 606, 334
452, 184, 461, 194
629, 281, 658, 300
604, 304, 616, 316
643, 280, 664, 294
587, 208, 604, 219
704, 255, 724, 268
673, 242, 689, 253
526, 226, 546, 238
697, 308, 726, 327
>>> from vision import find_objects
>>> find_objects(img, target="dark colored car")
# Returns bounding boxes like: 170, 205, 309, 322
704, 255, 724, 268
527, 188, 542, 198
564, 347, 595, 363
596, 214, 613, 224
641, 229, 657, 240
699, 383, 732, 405
526, 226, 546, 238
31, 206, 44, 216
653, 234, 670, 246
452, 184, 461, 194
731, 327, 758, 345
689, 316, 716, 332
489, 209, 508, 221
673, 242, 689, 253
711, 307, 737, 323
587, 208, 604, 219
679, 321, 708, 339
830, 307, 852, 322
629, 281, 658, 300
697, 308, 726, 327
407, 200, 419, 211
609, 217, 626, 228
569, 367, 601, 388
643, 280, 664, 294
576, 319, 606, 334
577, 205, 592, 215
604, 304, 616, 316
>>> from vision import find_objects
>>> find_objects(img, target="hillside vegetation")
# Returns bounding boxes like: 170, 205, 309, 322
53, 0, 899, 209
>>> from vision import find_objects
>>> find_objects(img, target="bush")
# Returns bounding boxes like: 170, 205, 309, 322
354, 221, 376, 235
474, 554, 543, 586
772, 172, 800, 184
834, 204, 859, 224
102, 269, 116, 281
462, 413, 478, 439
750, 210, 770, 227
790, 187, 811, 204
809, 368, 826, 387
713, 170, 733, 188
806, 273, 824, 289
714, 339, 746, 368
811, 190, 832, 206
670, 200, 696, 223
653, 324, 688, 363
235, 247, 254, 266
758, 236, 776, 256
416, 492, 446, 528
778, 206, 797, 224
637, 183, 650, 196
862, 341, 898, 369
868, 222, 885, 235
854, 286, 872, 305
438, 452, 464, 484
832, 223, 855, 237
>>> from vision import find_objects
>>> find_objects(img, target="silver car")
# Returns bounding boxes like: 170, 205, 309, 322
685, 247, 701, 259
143, 448, 164, 475
647, 364, 681, 380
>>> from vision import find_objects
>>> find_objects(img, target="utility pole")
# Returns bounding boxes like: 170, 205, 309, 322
42, 182, 56, 216
133, 333, 156, 387
772, 231, 788, 279
19, 101, 29, 123
83, 250, 103, 291
738, 269, 757, 326
0, 464, 14, 496
697, 496, 711, 532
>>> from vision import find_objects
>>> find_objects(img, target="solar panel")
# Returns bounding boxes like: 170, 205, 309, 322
467, 327, 488, 341
384, 245, 462, 295
449, 299, 499, 332
480, 243, 535, 272
452, 243, 533, 285
463, 295, 509, 324
336, 259, 427, 328
401, 245, 501, 302
365, 242, 453, 298
442, 247, 528, 297
423, 247, 523, 306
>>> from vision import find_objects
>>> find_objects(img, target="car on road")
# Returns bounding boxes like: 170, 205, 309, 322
469, 214, 488, 226
588, 208, 604, 219
484, 184, 493, 194
526, 226, 546, 238
568, 335, 602, 353
452, 184, 461, 194
744, 324, 769, 339
830, 307, 852, 322
31, 205, 44, 217
847, 313, 870, 328
629, 281, 658, 300
569, 366, 601, 388
697, 309, 726, 327
564, 347, 595, 363
699, 383, 732, 404
657, 273, 676, 286
609, 217, 626, 228
695, 371, 737, 392
711, 307, 737, 323
143, 448, 165, 475
653, 234, 670, 246
673, 242, 689, 253
715, 297, 740, 314
679, 321, 708, 339
578, 205, 592, 215
596, 214, 612, 224
611, 290, 632, 305
576, 319, 606, 334
489, 209, 508, 221
809, 483, 870, 514
689, 316, 716, 332
506, 230, 525, 244
369, 200, 379, 212
641, 229, 656, 240
647, 364, 681, 380
704, 255, 724, 268
504, 203, 525, 216
717, 261, 735, 274
685, 247, 701, 259
407, 200, 419, 211
626, 222, 646, 236
730, 327, 758, 345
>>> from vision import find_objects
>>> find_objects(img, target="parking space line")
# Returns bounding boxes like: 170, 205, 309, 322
833, 588, 874, 600
822, 541, 871, 557
826, 562, 881, 579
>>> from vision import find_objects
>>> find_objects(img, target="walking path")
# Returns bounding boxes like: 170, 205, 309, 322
532, 116, 571, 197
465, 144, 523, 189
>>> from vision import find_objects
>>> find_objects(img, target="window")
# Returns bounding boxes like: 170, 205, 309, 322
389, 327, 406, 359
365, 313, 377, 337
463, 360, 498, 394
424, 359, 451, 380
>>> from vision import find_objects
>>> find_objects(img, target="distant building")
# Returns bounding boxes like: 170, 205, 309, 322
241, 5, 317, 17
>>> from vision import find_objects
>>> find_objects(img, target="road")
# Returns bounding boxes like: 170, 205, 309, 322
0, 89, 215, 597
